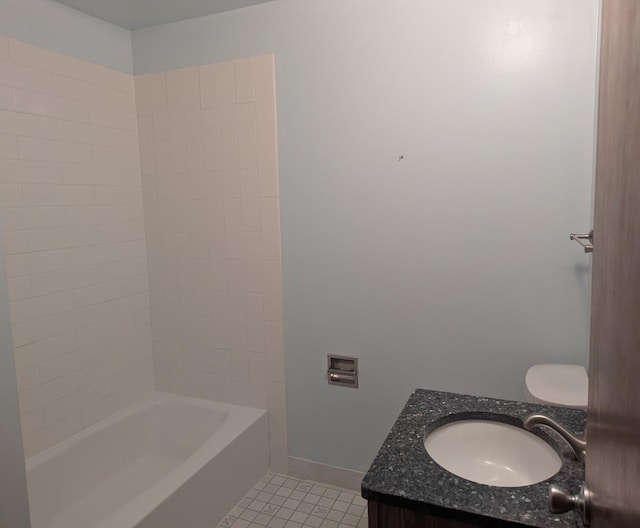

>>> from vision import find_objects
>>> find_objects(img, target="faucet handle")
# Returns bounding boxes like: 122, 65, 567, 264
548, 484, 591, 526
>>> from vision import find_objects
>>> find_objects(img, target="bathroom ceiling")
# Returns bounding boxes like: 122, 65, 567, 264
51, 0, 276, 30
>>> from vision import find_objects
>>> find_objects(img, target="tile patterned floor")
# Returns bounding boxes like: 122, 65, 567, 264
219, 473, 368, 528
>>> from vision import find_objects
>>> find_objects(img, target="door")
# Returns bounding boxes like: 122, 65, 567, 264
587, 1, 640, 526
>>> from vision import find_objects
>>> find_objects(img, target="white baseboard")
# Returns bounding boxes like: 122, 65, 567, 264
287, 456, 365, 492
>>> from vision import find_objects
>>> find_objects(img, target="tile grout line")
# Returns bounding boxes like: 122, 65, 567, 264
219, 473, 368, 528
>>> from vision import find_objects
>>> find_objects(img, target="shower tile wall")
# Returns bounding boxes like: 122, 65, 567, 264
135, 56, 287, 472
0, 38, 155, 457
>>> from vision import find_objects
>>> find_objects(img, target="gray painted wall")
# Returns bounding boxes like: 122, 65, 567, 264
0, 0, 133, 73
0, 218, 31, 528
133, 0, 599, 471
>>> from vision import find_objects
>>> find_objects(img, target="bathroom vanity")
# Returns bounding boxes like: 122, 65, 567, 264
361, 390, 586, 528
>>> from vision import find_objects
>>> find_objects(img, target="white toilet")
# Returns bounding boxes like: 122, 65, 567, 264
525, 364, 588, 410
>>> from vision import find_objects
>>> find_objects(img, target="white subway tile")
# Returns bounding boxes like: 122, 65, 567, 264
34, 310, 79, 341
184, 105, 202, 139
263, 260, 284, 322
11, 320, 37, 347
72, 277, 135, 309
68, 242, 129, 267
0, 60, 53, 94
248, 363, 267, 409
222, 136, 240, 198
30, 269, 71, 297
0, 85, 14, 110
218, 103, 238, 137
270, 442, 289, 475
92, 145, 140, 168
82, 165, 141, 186
232, 376, 251, 406
22, 413, 83, 457
166, 67, 199, 111
246, 292, 265, 352
211, 297, 230, 350
90, 104, 137, 131
254, 55, 277, 133
9, 39, 84, 79
5, 248, 68, 278
41, 390, 84, 427
199, 64, 218, 108
235, 58, 255, 103
202, 107, 220, 138
18, 371, 81, 414
7, 276, 31, 301
3, 230, 28, 254
169, 120, 187, 173
57, 120, 125, 148
76, 314, 127, 351
190, 199, 208, 234
53, 75, 136, 113
0, 182, 22, 206
65, 205, 128, 226
243, 231, 262, 261
18, 137, 91, 163
267, 381, 288, 447
15, 365, 39, 392
265, 321, 285, 382
83, 62, 134, 94
14, 88, 89, 122
152, 108, 170, 141
260, 197, 282, 260
258, 130, 279, 197
203, 131, 221, 171
230, 346, 249, 379
22, 184, 95, 206
0, 109, 57, 139
100, 222, 145, 243
138, 117, 155, 174
0, 133, 18, 158
217, 61, 236, 106
39, 349, 84, 384
213, 349, 232, 403
244, 257, 263, 292
43, 380, 111, 424
150, 76, 168, 113
224, 198, 243, 259
95, 186, 142, 206
2, 206, 66, 231
0, 159, 65, 184
10, 290, 73, 325
128, 240, 148, 260
241, 169, 261, 231
134, 74, 153, 116
196, 371, 217, 401
26, 225, 99, 251
238, 103, 258, 169
20, 408, 44, 435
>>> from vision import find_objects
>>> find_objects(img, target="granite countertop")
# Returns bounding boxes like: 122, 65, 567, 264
361, 389, 586, 528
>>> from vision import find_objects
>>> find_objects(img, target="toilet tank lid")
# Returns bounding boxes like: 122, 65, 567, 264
526, 364, 588, 408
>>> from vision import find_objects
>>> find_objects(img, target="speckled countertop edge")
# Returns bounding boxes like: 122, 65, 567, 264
361, 389, 586, 528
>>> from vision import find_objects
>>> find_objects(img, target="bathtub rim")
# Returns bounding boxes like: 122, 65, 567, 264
25, 392, 267, 528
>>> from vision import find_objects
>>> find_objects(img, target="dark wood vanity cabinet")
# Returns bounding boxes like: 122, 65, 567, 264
368, 501, 479, 528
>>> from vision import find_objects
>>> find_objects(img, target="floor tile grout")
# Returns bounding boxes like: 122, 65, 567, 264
219, 473, 368, 528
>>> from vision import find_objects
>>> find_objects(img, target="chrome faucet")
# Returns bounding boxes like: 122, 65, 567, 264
523, 414, 586, 461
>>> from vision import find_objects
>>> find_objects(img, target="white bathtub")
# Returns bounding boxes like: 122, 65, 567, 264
25, 392, 269, 528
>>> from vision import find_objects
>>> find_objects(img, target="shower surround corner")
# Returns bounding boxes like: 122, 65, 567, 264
134, 54, 288, 472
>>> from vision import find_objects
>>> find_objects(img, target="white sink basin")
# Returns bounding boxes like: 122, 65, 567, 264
424, 420, 562, 487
